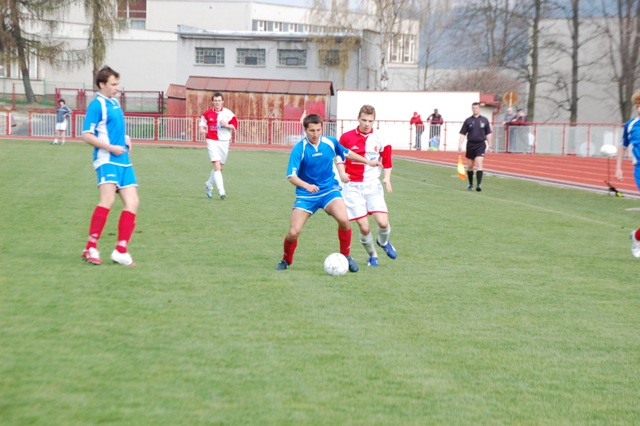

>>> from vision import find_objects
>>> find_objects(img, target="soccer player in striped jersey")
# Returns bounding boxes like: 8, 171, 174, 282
81, 66, 139, 266
336, 104, 396, 267
199, 92, 238, 200
276, 114, 382, 272
616, 90, 640, 258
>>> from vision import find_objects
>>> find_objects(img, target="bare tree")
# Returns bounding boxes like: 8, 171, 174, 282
82, 0, 126, 86
598, 0, 640, 121
310, 0, 419, 90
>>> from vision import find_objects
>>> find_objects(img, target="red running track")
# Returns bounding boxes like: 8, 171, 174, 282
395, 150, 639, 198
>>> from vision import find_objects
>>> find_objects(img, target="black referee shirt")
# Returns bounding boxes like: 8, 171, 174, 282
459, 115, 492, 143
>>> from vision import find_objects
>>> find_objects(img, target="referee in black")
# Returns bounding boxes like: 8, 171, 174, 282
458, 102, 494, 192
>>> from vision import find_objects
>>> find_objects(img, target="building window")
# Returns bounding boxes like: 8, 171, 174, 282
117, 0, 147, 29
319, 49, 344, 67
253, 20, 266, 31
278, 49, 307, 67
388, 34, 416, 64
237, 48, 266, 66
196, 48, 224, 65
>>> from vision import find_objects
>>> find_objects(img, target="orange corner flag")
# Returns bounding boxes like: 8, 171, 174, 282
457, 156, 466, 180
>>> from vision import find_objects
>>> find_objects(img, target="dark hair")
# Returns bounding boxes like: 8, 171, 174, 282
472, 102, 480, 107
212, 92, 224, 100
358, 104, 376, 119
58, 99, 65, 104
303, 114, 323, 129
95, 66, 119, 88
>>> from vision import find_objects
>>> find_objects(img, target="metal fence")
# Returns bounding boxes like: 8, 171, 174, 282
0, 111, 9, 135
23, 111, 624, 156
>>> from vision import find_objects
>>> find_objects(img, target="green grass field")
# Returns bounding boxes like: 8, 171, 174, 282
1, 140, 639, 425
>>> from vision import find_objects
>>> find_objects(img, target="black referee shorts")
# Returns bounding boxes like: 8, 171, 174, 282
466, 141, 486, 160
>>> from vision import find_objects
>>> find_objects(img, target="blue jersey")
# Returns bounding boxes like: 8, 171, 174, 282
622, 116, 640, 166
286, 135, 349, 197
83, 93, 130, 170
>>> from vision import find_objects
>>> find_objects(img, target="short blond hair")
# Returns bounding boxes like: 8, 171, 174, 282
633, 90, 640, 106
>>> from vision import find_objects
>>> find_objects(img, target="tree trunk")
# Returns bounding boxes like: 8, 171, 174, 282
527, 0, 541, 123
9, 0, 35, 103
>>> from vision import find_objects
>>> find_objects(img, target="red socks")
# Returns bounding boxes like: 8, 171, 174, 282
283, 238, 298, 264
635, 229, 640, 241
338, 228, 352, 257
115, 210, 136, 253
86, 206, 110, 249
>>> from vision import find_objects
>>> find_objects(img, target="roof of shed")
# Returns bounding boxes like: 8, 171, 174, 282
185, 76, 334, 96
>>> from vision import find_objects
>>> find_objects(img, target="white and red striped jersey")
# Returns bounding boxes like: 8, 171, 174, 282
200, 107, 238, 141
338, 127, 392, 182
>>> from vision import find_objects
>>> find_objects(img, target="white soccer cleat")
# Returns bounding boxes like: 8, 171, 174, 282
631, 231, 640, 258
111, 250, 135, 266
81, 247, 102, 265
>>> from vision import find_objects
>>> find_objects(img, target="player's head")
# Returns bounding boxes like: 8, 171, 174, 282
58, 99, 65, 105
358, 105, 376, 133
472, 102, 481, 115
358, 104, 376, 120
212, 92, 224, 110
303, 113, 323, 129
632, 90, 640, 106
96, 66, 119, 89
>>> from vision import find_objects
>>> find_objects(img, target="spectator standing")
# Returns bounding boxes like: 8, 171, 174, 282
276, 114, 382, 272
427, 108, 443, 138
336, 104, 397, 267
199, 92, 238, 200
81, 66, 139, 266
53, 99, 72, 145
502, 107, 516, 152
615, 90, 640, 258
457, 102, 493, 192
410, 111, 424, 150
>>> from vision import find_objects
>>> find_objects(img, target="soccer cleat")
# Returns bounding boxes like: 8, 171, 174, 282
52, 141, 58, 145
367, 257, 379, 267
631, 231, 640, 258
345, 255, 359, 272
377, 240, 397, 259
476, 185, 482, 192
220, 194, 227, 200
276, 259, 290, 270
111, 250, 135, 266
81, 247, 102, 265
204, 182, 213, 198
467, 184, 474, 191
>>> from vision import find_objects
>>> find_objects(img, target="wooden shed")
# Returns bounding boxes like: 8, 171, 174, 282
166, 84, 186, 116
184, 76, 334, 120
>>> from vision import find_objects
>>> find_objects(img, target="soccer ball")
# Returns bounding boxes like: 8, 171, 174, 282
600, 144, 617, 157
323, 253, 349, 276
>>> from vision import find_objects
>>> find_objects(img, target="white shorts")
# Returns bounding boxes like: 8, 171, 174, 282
55, 122, 67, 131
206, 139, 230, 164
342, 180, 388, 221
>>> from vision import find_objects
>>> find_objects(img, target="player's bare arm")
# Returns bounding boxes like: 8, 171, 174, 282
615, 145, 626, 181
288, 175, 319, 193
82, 132, 126, 155
383, 169, 392, 193
346, 151, 381, 168
335, 163, 350, 183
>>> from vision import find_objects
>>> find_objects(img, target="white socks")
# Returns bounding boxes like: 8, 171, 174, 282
212, 170, 225, 196
377, 226, 391, 246
360, 232, 377, 257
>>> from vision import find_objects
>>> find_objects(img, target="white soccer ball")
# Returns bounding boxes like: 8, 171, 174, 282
600, 144, 618, 157
323, 253, 349, 276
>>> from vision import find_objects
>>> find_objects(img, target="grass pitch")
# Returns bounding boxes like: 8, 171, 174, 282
1, 140, 639, 425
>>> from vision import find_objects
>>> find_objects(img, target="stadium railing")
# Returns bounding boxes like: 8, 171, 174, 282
24, 111, 623, 157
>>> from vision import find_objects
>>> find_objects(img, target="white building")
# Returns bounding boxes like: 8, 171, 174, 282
3, 0, 420, 112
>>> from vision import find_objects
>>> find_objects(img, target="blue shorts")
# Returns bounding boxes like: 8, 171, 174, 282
293, 189, 342, 214
96, 164, 138, 189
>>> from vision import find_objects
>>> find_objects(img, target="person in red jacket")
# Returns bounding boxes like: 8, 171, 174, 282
410, 111, 424, 150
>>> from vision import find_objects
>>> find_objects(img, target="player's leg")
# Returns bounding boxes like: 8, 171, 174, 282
325, 196, 358, 272
82, 178, 117, 265
110, 167, 139, 266
631, 166, 640, 258
466, 153, 476, 190
277, 208, 311, 269
475, 155, 485, 191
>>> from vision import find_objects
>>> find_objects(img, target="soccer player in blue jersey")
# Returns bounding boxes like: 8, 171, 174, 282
616, 90, 640, 258
276, 114, 382, 272
81, 66, 139, 266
